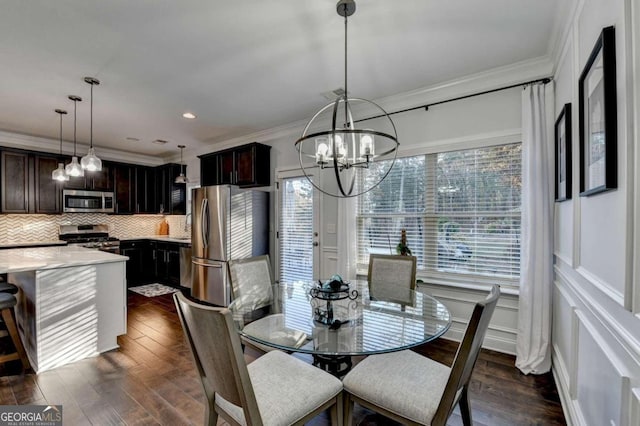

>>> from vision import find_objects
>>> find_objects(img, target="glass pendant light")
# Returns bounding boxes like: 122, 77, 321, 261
175, 145, 188, 183
65, 95, 84, 177
80, 77, 102, 171
52, 108, 69, 182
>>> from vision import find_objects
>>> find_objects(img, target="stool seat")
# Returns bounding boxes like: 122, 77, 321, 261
0, 293, 16, 310
0, 282, 18, 294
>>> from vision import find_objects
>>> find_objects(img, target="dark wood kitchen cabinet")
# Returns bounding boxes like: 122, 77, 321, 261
155, 163, 186, 215
134, 166, 157, 214
33, 154, 62, 213
64, 159, 113, 191
121, 239, 153, 286
112, 163, 134, 214
0, 150, 62, 214
146, 240, 183, 286
199, 142, 270, 187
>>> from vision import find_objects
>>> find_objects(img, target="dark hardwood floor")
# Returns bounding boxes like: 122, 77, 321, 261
0, 291, 565, 425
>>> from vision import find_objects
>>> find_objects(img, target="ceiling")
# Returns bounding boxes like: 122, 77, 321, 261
0, 0, 565, 159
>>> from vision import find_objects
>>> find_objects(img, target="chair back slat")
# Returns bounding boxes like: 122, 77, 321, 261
174, 292, 262, 424
433, 284, 500, 425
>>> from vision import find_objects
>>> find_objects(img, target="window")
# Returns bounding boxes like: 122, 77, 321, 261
357, 143, 522, 285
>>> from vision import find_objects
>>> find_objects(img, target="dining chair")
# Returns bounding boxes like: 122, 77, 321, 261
342, 284, 500, 426
367, 254, 417, 305
174, 292, 344, 426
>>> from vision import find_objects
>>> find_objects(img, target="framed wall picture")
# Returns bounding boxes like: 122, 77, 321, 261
555, 103, 572, 201
579, 25, 617, 196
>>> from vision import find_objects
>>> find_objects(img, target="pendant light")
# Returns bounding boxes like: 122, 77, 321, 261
80, 77, 103, 171
175, 145, 188, 183
294, 0, 399, 198
65, 95, 84, 177
51, 109, 69, 182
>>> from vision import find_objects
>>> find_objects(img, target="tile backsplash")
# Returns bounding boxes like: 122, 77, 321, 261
0, 214, 191, 243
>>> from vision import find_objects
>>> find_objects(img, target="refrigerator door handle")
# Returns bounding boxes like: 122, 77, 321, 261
201, 197, 209, 248
192, 260, 223, 268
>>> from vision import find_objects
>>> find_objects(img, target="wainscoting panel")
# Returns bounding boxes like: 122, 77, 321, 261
575, 310, 631, 426
418, 283, 518, 354
321, 246, 338, 279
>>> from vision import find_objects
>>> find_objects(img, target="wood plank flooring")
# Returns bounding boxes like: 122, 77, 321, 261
0, 291, 566, 425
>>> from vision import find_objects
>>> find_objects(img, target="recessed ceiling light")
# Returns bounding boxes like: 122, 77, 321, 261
126, 137, 140, 141
182, 112, 197, 119
153, 139, 168, 145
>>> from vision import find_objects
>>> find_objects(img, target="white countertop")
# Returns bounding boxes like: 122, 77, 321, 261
0, 246, 128, 274
0, 240, 68, 249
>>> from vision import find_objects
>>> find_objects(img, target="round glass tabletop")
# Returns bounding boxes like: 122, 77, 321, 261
230, 280, 451, 357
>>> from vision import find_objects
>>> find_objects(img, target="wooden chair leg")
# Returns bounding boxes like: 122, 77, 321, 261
1, 308, 30, 371
204, 400, 218, 426
329, 392, 343, 426
343, 392, 353, 426
459, 386, 473, 426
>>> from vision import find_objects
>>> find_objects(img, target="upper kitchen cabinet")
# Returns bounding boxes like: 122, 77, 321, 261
134, 166, 157, 214
112, 162, 134, 214
0, 150, 62, 214
64, 159, 113, 191
199, 142, 270, 187
155, 163, 186, 215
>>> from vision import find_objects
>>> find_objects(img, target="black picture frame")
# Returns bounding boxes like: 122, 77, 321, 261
555, 103, 572, 201
579, 26, 617, 196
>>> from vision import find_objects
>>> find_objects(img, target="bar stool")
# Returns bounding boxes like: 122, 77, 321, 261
0, 292, 30, 371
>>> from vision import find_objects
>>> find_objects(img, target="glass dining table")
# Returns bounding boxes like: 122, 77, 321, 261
229, 280, 452, 376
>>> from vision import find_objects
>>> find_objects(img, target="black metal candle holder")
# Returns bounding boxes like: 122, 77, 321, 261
309, 281, 358, 327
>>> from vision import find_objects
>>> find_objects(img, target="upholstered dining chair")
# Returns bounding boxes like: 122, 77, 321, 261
228, 255, 308, 352
342, 284, 500, 426
367, 254, 417, 305
174, 292, 344, 426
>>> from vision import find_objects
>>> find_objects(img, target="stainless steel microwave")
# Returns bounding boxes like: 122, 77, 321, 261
63, 190, 115, 213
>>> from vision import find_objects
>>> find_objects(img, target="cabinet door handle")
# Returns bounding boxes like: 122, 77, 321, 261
152, 250, 156, 260
234, 170, 238, 183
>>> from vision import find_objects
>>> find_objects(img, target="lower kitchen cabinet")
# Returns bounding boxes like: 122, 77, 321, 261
125, 240, 186, 287
120, 240, 149, 286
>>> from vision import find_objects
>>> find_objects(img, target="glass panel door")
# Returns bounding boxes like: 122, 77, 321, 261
277, 171, 319, 283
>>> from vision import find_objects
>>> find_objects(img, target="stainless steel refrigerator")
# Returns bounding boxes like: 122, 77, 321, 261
191, 185, 269, 306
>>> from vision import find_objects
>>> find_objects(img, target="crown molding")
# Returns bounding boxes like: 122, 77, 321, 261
0, 130, 163, 166
187, 56, 554, 163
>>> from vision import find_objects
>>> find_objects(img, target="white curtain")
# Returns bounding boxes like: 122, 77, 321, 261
516, 82, 555, 375
336, 196, 357, 281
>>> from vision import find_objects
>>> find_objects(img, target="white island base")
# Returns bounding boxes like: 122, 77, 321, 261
7, 251, 127, 373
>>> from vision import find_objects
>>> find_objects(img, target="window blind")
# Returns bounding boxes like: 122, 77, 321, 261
356, 143, 522, 283
278, 177, 314, 283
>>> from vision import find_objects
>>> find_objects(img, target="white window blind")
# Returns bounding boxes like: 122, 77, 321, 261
357, 143, 522, 283
278, 177, 314, 283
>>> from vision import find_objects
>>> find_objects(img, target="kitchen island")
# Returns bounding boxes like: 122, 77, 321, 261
1, 246, 128, 372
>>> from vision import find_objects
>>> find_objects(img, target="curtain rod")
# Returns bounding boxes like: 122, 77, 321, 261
356, 76, 552, 123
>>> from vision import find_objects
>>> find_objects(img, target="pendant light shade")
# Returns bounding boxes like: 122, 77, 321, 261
175, 145, 188, 183
80, 77, 102, 171
65, 95, 84, 177
294, 0, 398, 198
52, 108, 69, 182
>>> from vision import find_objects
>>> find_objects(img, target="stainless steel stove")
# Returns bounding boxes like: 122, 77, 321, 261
59, 224, 121, 254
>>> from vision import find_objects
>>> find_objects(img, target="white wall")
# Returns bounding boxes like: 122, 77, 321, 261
551, 0, 640, 425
